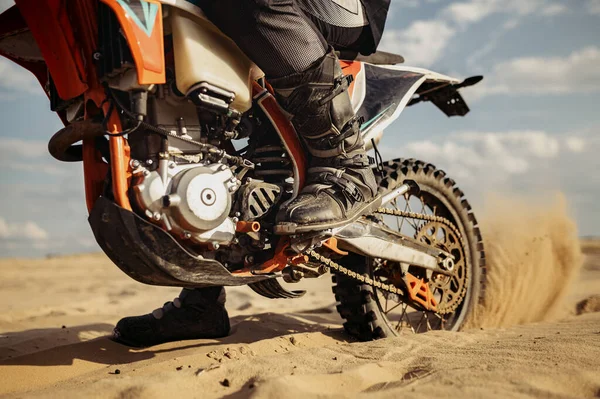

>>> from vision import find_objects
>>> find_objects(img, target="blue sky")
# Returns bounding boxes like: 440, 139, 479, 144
0, 0, 599, 257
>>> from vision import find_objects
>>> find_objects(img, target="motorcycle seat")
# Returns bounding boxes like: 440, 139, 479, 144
338, 50, 405, 65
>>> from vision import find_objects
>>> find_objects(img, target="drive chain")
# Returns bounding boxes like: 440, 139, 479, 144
307, 207, 467, 315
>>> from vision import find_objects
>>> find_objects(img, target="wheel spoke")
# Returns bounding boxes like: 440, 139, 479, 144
415, 312, 426, 332
395, 312, 402, 332
398, 198, 410, 232
424, 312, 433, 331
396, 303, 410, 332
385, 301, 403, 315
407, 218, 419, 231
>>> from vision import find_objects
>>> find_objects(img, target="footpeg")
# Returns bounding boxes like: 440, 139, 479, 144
380, 180, 420, 206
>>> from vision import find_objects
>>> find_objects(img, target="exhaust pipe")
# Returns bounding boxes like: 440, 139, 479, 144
48, 120, 104, 162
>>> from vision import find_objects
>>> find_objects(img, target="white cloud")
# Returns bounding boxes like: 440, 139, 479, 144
0, 218, 48, 240
0, 137, 72, 176
443, 0, 558, 26
587, 0, 600, 14
455, 131, 560, 158
443, 1, 500, 27
462, 1, 567, 70
395, 0, 420, 8
393, 0, 442, 8
379, 21, 456, 67
396, 130, 581, 185
444, 0, 548, 25
467, 46, 600, 99
0, 176, 93, 258
0, 0, 13, 13
441, 0, 564, 26
565, 137, 585, 153
10, 162, 70, 176
466, 17, 522, 68
0, 138, 47, 158
389, 129, 600, 236
380, 0, 568, 67
0, 58, 41, 96
540, 3, 568, 16
0, 1, 41, 98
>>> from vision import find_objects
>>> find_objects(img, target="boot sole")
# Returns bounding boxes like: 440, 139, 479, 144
274, 196, 383, 235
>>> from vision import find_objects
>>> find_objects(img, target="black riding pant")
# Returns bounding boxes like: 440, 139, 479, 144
196, 0, 374, 79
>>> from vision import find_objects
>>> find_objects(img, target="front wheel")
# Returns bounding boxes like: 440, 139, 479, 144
332, 158, 486, 340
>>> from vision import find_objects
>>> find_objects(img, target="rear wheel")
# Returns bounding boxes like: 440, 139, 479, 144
332, 158, 486, 340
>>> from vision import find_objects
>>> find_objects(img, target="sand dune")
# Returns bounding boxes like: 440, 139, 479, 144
1, 200, 599, 398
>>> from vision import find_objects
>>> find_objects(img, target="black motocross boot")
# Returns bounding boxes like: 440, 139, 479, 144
272, 48, 378, 234
112, 286, 230, 347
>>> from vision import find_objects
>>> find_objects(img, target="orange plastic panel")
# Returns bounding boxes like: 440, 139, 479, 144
100, 0, 166, 85
15, 0, 88, 100
339, 60, 363, 99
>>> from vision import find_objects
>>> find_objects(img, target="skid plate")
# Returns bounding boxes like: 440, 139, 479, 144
88, 196, 272, 287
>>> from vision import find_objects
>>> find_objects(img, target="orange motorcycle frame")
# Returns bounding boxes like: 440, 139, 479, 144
11, 0, 167, 211
4, 1, 307, 217
3, 1, 312, 268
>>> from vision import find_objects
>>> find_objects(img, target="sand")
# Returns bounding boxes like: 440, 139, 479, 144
1, 199, 599, 398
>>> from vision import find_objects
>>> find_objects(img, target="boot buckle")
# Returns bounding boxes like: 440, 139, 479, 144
321, 173, 364, 203
344, 183, 364, 203
319, 75, 355, 106
326, 117, 364, 148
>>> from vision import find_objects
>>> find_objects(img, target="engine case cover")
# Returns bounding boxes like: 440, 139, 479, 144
133, 162, 239, 245
169, 165, 232, 231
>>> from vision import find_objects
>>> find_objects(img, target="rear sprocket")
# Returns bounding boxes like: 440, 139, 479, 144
415, 221, 467, 314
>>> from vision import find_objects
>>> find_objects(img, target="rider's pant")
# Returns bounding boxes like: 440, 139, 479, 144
196, 0, 373, 78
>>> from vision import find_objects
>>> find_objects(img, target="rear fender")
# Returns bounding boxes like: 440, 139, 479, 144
341, 62, 465, 150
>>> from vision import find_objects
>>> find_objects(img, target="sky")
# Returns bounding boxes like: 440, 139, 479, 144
0, 0, 599, 258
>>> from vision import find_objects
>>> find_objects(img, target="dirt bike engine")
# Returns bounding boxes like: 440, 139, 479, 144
132, 161, 241, 246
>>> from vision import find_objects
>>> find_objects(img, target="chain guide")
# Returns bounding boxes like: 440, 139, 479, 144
307, 207, 469, 315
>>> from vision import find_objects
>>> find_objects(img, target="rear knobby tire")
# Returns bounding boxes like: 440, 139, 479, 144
332, 158, 486, 341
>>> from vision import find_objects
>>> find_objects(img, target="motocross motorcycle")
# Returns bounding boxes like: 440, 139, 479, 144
0, 0, 486, 340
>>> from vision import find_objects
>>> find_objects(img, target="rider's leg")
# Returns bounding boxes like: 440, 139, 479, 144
113, 286, 229, 347
201, 0, 378, 231
296, 0, 375, 56
114, 0, 379, 347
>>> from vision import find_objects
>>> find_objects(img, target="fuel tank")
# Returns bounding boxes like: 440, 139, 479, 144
169, 7, 261, 113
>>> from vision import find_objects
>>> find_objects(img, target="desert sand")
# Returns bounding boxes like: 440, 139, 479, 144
1, 197, 599, 398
